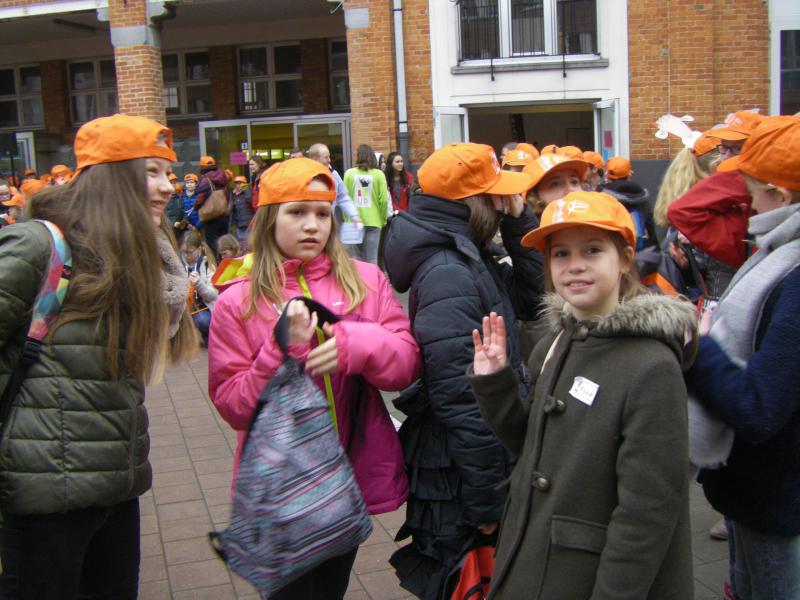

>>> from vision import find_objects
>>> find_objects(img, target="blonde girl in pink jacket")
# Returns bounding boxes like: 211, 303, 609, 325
208, 157, 421, 600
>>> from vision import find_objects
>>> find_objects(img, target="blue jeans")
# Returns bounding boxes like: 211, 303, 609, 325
193, 309, 211, 343
731, 520, 800, 600
347, 226, 381, 264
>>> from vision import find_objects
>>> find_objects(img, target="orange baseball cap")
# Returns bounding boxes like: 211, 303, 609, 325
73, 114, 176, 176
233, 176, 248, 184
501, 142, 540, 167
557, 145, 584, 160
184, 173, 198, 183
523, 154, 589, 190
692, 133, 722, 156
51, 164, 71, 178
168, 173, 178, 182
418, 143, 532, 200
257, 157, 336, 206
706, 111, 765, 142
20, 179, 46, 198
582, 151, 605, 170
540, 144, 559, 155
605, 157, 632, 180
716, 156, 740, 173
521, 191, 637, 252
2, 193, 25, 209
199, 156, 216, 168
23, 168, 36, 177
737, 115, 800, 191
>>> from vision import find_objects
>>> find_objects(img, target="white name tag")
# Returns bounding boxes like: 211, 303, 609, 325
569, 376, 599, 406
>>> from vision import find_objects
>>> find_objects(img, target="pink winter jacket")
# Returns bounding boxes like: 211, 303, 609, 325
208, 252, 421, 514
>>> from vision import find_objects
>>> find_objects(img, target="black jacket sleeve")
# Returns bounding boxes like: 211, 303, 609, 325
495, 207, 544, 321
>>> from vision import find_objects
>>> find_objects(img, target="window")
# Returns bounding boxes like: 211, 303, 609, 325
238, 44, 303, 113
162, 51, 212, 117
329, 40, 350, 110
458, 0, 597, 61
69, 59, 117, 123
0, 65, 43, 129
781, 30, 800, 116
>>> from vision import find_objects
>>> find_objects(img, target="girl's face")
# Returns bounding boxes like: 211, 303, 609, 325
746, 178, 792, 215
536, 169, 583, 206
181, 245, 201, 265
184, 180, 196, 193
379, 155, 386, 171
249, 160, 259, 174
392, 155, 404, 173
234, 182, 245, 193
548, 226, 628, 321
274, 191, 332, 262
147, 158, 174, 227
0, 185, 10, 201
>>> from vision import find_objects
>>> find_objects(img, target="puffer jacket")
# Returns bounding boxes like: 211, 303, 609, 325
383, 194, 543, 537
469, 293, 696, 600
599, 179, 657, 251
208, 252, 421, 514
0, 222, 151, 515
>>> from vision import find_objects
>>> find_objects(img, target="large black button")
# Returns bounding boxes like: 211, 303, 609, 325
533, 476, 550, 491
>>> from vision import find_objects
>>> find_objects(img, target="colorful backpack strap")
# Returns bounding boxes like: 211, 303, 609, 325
27, 220, 72, 344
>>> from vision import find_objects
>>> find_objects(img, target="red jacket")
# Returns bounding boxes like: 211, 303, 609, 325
668, 170, 752, 268
388, 171, 414, 212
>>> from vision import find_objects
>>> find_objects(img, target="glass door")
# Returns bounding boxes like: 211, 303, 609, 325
593, 98, 619, 161
201, 123, 249, 180
249, 122, 294, 168
295, 120, 349, 175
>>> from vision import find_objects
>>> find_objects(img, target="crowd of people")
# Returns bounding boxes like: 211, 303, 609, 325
0, 107, 798, 600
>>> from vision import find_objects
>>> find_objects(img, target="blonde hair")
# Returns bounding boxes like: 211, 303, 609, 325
28, 160, 169, 383
246, 203, 367, 317
216, 233, 242, 258
653, 147, 720, 228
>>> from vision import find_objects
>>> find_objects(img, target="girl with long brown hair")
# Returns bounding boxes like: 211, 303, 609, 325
0, 114, 195, 599
208, 157, 420, 599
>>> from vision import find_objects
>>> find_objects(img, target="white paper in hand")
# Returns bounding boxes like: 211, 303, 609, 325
340, 222, 365, 244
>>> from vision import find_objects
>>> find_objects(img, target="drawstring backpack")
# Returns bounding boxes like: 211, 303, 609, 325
209, 296, 372, 597
0, 220, 72, 439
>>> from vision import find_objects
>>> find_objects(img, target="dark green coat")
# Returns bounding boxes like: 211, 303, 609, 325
469, 294, 696, 600
0, 222, 151, 515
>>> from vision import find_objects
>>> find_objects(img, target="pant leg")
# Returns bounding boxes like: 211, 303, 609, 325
0, 502, 134, 600
270, 547, 358, 600
732, 520, 800, 600
360, 227, 381, 265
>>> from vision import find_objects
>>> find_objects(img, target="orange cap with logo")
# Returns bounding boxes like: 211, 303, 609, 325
2, 193, 25, 209
737, 115, 800, 191
417, 143, 532, 200
522, 191, 637, 252
20, 179, 46, 198
51, 164, 71, 178
257, 157, 336, 206
706, 111, 765, 142
582, 151, 605, 170
184, 173, 198, 183
73, 114, 176, 176
501, 143, 540, 167
523, 153, 588, 190
199, 156, 216, 168
557, 145, 584, 160
605, 157, 632, 181
540, 144, 559, 155
692, 133, 722, 156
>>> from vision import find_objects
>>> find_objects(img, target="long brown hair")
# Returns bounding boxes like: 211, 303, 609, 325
463, 195, 499, 247
246, 203, 367, 317
28, 159, 169, 383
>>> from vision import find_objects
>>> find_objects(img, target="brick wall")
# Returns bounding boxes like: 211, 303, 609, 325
209, 46, 238, 119
114, 45, 166, 123
402, 0, 433, 163
39, 60, 70, 141
628, 0, 769, 160
345, 0, 398, 158
301, 39, 330, 114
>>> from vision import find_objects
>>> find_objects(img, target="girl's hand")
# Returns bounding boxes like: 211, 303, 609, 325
472, 312, 508, 375
306, 323, 338, 376
490, 194, 525, 218
286, 301, 318, 346
188, 271, 200, 285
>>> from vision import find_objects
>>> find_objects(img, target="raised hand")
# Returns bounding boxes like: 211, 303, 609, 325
472, 312, 508, 375
286, 301, 318, 346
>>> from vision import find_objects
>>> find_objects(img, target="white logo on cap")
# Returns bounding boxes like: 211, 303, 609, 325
551, 199, 566, 223
489, 150, 501, 174
567, 200, 589, 216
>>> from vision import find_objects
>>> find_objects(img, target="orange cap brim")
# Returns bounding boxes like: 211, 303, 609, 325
486, 170, 534, 195
706, 128, 749, 142
716, 156, 741, 172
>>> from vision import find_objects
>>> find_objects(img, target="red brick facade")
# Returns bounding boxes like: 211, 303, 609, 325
402, 0, 434, 163
301, 39, 331, 115
628, 0, 769, 160
209, 46, 238, 120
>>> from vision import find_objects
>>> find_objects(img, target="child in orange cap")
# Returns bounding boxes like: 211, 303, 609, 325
179, 173, 201, 232
208, 157, 420, 600
598, 157, 656, 251
194, 155, 230, 256
0, 113, 196, 598
382, 143, 544, 599
501, 142, 539, 172
50, 164, 72, 185
582, 150, 605, 190
523, 153, 587, 215
0, 192, 24, 227
230, 174, 254, 248
469, 190, 696, 599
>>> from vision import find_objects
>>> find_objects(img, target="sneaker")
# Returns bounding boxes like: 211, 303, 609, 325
709, 518, 728, 541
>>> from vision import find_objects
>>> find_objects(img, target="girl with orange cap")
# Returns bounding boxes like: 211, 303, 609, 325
0, 113, 197, 598
208, 157, 420, 600
230, 175, 254, 247
469, 191, 696, 599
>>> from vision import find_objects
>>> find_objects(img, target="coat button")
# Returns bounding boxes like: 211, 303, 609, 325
553, 399, 566, 414
533, 476, 550, 491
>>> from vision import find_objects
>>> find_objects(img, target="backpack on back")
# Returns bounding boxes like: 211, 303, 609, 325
209, 297, 372, 597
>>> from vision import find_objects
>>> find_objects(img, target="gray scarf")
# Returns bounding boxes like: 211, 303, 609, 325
689, 204, 800, 469
156, 231, 188, 338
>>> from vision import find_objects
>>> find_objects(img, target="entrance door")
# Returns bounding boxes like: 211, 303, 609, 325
593, 99, 619, 161
434, 107, 469, 148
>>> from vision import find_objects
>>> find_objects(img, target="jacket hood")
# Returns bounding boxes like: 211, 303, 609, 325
203, 167, 229, 187
383, 194, 483, 292
600, 180, 649, 208
543, 292, 697, 364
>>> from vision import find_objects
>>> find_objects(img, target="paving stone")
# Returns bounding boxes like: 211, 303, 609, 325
138, 580, 172, 600
353, 542, 398, 575
157, 499, 209, 523
160, 515, 214, 543
172, 584, 238, 600
163, 536, 219, 566
168, 559, 231, 592
140, 554, 167, 583
154, 482, 204, 505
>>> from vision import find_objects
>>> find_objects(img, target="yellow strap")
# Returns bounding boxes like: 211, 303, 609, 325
297, 269, 338, 435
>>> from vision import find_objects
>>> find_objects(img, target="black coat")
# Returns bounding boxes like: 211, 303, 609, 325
384, 194, 543, 593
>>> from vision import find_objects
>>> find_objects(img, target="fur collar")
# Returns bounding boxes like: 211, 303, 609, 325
542, 292, 697, 350
156, 230, 188, 338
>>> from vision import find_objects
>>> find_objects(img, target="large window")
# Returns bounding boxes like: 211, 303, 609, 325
239, 44, 303, 113
458, 0, 597, 61
69, 59, 117, 123
781, 30, 800, 116
162, 51, 212, 117
329, 40, 350, 110
0, 65, 43, 129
